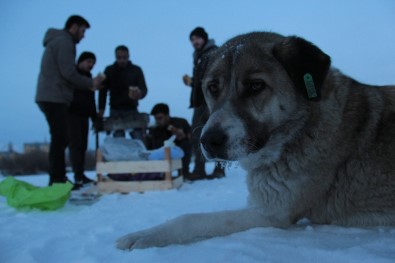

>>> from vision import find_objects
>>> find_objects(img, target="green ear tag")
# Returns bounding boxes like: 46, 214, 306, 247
303, 73, 317, 99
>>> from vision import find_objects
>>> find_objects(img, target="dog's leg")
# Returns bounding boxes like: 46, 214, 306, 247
116, 208, 289, 250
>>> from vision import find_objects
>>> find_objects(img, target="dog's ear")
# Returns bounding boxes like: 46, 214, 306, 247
273, 36, 331, 101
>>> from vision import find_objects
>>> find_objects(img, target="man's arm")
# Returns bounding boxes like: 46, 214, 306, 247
182, 119, 192, 140
182, 75, 193, 86
56, 40, 93, 89
98, 68, 110, 117
136, 67, 148, 99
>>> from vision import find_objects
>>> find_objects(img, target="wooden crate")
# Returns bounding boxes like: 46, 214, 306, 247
96, 147, 183, 193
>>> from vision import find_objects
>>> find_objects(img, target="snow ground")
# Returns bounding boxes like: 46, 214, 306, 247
1, 163, 394, 263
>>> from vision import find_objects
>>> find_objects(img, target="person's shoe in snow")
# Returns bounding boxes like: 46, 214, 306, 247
75, 174, 95, 185
184, 172, 206, 181
49, 176, 73, 186
72, 182, 82, 191
48, 177, 81, 191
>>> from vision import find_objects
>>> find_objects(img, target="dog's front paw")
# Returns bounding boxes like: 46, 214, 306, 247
116, 215, 197, 250
116, 231, 149, 250
116, 228, 174, 250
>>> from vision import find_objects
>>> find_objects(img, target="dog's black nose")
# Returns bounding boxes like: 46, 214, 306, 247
200, 127, 228, 159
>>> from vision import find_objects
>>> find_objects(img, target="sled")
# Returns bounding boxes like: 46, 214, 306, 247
96, 147, 183, 194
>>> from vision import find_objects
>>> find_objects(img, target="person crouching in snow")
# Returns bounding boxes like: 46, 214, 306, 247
147, 103, 192, 178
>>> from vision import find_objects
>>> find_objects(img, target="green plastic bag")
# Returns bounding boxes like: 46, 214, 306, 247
0, 177, 73, 211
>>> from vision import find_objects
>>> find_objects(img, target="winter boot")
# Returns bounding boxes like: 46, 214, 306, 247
75, 174, 95, 185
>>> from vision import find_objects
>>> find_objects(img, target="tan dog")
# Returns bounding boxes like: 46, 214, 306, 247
117, 32, 395, 250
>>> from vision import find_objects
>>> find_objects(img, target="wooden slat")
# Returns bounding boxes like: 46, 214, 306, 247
97, 176, 183, 193
96, 159, 182, 174
164, 147, 171, 181
95, 147, 183, 193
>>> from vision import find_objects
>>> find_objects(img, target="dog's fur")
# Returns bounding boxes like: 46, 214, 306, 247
117, 32, 395, 250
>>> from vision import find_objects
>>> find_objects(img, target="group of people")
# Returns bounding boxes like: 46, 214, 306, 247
35, 15, 225, 189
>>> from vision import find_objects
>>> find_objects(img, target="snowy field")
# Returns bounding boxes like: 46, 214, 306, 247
1, 163, 395, 263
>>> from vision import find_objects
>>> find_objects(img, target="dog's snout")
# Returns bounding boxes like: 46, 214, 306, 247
201, 127, 228, 159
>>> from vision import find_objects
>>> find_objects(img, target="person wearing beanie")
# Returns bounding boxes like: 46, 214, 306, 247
67, 51, 98, 189
35, 15, 104, 187
182, 27, 225, 181
189, 27, 208, 44
77, 51, 96, 64
147, 103, 192, 177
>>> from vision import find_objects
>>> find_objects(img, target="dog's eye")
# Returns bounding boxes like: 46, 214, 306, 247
245, 80, 266, 96
207, 81, 220, 98
248, 80, 266, 92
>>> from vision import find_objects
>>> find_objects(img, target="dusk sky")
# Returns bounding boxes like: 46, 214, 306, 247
0, 0, 394, 151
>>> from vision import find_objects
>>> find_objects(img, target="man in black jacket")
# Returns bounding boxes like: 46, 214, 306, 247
98, 45, 148, 138
147, 103, 192, 177
182, 27, 225, 180
67, 52, 97, 188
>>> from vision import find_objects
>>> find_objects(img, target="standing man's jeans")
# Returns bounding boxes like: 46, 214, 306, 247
176, 139, 193, 176
67, 114, 89, 181
190, 104, 225, 178
37, 102, 69, 185
191, 104, 210, 176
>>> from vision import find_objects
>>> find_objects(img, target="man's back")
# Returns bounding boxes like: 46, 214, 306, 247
36, 28, 92, 104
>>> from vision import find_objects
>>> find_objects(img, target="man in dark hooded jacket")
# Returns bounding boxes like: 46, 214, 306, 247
67, 52, 97, 188
182, 27, 225, 180
35, 15, 103, 187
98, 45, 148, 139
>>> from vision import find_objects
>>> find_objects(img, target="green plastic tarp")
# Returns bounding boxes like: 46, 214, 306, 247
0, 177, 72, 210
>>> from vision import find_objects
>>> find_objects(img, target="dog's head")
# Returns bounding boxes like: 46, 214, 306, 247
200, 32, 331, 164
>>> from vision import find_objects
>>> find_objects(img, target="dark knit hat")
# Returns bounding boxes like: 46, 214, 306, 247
77, 51, 96, 64
151, 103, 170, 115
189, 27, 208, 42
